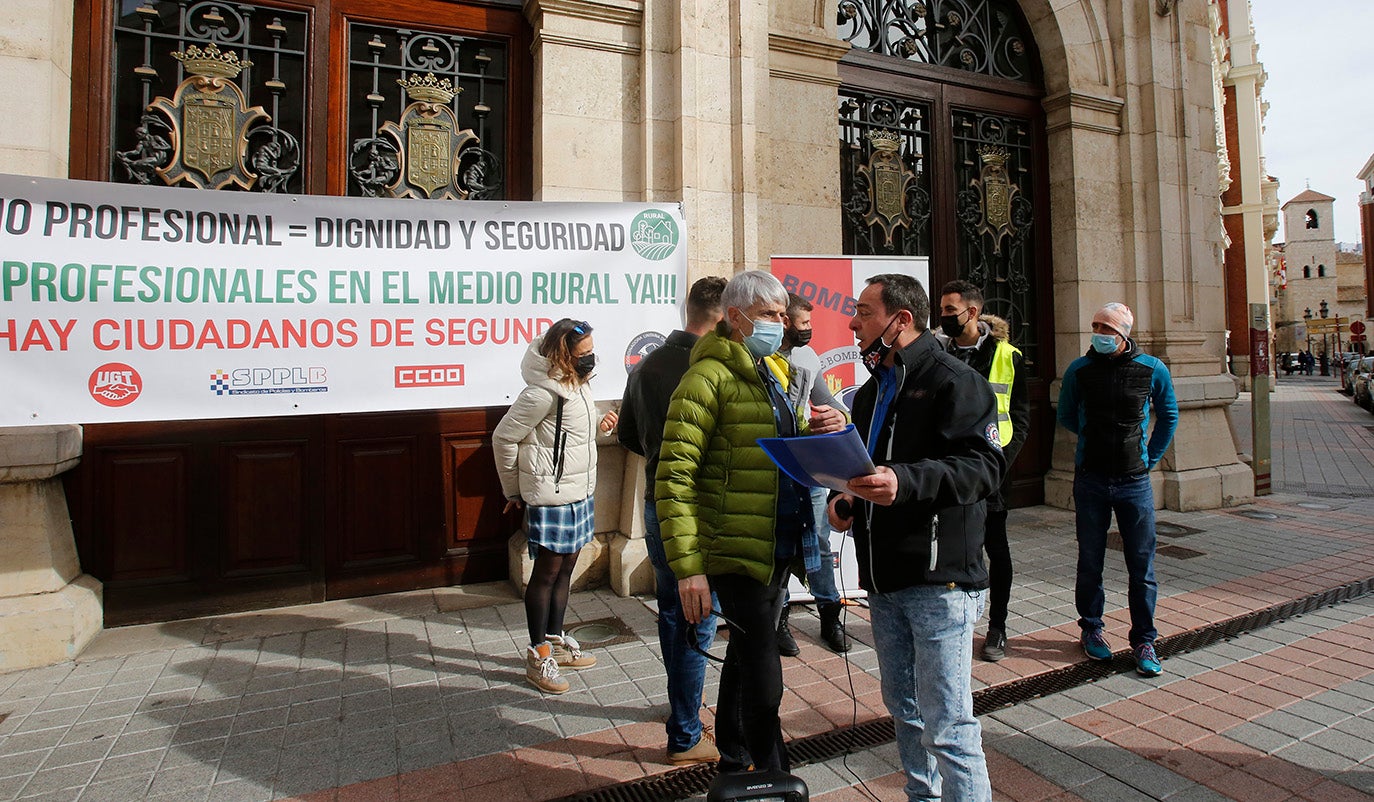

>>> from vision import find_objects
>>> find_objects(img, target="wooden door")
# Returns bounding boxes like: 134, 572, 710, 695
65, 0, 530, 623
836, 0, 1054, 505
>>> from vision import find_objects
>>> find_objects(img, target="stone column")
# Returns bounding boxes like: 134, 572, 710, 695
0, 0, 101, 672
0, 426, 102, 673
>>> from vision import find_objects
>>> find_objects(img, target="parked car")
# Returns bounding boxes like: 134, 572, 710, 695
1338, 353, 1363, 394
1352, 356, 1374, 410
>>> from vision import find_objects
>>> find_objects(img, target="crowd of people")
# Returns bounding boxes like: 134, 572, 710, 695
492, 271, 1179, 800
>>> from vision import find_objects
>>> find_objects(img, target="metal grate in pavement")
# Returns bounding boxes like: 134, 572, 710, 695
556, 575, 1374, 802
1156, 520, 1204, 537
1157, 544, 1206, 560
566, 616, 638, 649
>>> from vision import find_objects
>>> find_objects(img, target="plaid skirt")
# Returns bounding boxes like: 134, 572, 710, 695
525, 495, 595, 559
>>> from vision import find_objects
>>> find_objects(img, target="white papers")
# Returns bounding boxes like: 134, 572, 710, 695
756, 424, 877, 494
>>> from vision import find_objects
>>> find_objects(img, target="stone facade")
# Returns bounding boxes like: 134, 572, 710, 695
1360, 154, 1374, 324
0, 0, 103, 673
1273, 191, 1365, 357
2, 0, 1265, 666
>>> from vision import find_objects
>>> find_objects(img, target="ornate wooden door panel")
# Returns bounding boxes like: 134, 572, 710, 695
221, 440, 315, 575
67, 418, 326, 625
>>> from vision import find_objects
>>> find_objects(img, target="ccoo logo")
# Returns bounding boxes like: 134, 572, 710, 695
89, 362, 143, 408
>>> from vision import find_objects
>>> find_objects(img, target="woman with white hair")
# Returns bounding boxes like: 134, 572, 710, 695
655, 269, 834, 773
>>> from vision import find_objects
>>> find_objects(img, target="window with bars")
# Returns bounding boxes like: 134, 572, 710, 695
97, 0, 526, 199
111, 1, 309, 192
836, 0, 1036, 82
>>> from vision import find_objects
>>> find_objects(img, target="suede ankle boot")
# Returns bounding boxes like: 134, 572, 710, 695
547, 632, 596, 669
526, 642, 570, 694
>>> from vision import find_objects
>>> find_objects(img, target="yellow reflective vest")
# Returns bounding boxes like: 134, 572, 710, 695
988, 340, 1020, 447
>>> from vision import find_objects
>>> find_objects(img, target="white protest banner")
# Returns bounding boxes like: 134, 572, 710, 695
0, 174, 687, 425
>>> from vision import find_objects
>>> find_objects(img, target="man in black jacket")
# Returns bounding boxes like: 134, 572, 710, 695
618, 275, 726, 766
938, 280, 1029, 662
831, 274, 1004, 802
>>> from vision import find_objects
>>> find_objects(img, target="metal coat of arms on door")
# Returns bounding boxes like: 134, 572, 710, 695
355, 73, 479, 200
144, 43, 269, 191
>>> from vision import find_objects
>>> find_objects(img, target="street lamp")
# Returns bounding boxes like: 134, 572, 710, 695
1318, 301, 1330, 375
1304, 307, 1313, 372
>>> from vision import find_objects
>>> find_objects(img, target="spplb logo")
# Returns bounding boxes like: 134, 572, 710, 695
89, 363, 143, 408
629, 210, 678, 261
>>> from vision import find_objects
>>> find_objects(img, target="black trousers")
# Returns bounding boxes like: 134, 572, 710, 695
711, 563, 790, 773
984, 508, 1012, 631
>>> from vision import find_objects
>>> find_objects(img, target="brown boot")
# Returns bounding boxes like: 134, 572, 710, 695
547, 633, 597, 669
526, 643, 570, 694
667, 734, 720, 766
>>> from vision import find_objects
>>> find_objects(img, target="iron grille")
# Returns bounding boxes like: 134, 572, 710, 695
111, 0, 308, 192
951, 108, 1039, 372
346, 22, 509, 199
838, 90, 932, 258
837, 0, 1036, 82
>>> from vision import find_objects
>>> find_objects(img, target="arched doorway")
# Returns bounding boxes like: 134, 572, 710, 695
836, 0, 1052, 505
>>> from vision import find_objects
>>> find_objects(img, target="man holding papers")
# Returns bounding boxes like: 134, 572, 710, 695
656, 270, 843, 776
831, 273, 1005, 802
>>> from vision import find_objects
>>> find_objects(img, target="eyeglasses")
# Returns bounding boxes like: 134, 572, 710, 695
680, 609, 746, 665
571, 321, 589, 335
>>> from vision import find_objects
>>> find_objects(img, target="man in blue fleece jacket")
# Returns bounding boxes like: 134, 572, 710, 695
1057, 302, 1178, 678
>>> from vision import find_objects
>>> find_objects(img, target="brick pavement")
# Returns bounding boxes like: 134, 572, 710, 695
0, 375, 1371, 801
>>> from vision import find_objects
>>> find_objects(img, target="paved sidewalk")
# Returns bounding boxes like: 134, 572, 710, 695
0, 377, 1371, 802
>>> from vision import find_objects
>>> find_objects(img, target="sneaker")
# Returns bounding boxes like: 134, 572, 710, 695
667, 735, 720, 766
1081, 629, 1112, 662
526, 643, 570, 694
547, 633, 596, 670
1133, 642, 1162, 677
981, 628, 1007, 662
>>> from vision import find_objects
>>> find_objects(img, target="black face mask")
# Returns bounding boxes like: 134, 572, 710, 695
939, 310, 969, 339
574, 353, 596, 378
859, 315, 899, 374
787, 328, 813, 349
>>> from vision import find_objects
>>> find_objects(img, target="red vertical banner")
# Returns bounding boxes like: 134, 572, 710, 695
770, 256, 930, 410
770, 257, 860, 405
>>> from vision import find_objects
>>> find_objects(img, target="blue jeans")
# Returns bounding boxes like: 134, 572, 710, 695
643, 498, 717, 752
1073, 470, 1158, 647
787, 487, 841, 606
869, 585, 990, 802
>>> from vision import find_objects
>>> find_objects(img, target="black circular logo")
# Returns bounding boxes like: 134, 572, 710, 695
624, 331, 666, 373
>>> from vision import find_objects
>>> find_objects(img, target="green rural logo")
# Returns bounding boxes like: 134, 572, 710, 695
629, 210, 678, 261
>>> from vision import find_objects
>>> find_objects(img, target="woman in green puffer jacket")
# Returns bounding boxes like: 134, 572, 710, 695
653, 269, 842, 774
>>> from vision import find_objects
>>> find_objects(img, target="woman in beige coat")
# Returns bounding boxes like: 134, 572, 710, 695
493, 318, 615, 693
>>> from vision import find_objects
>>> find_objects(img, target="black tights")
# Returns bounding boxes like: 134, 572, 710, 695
525, 547, 578, 647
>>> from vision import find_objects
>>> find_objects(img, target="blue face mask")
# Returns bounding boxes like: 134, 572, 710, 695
744, 318, 785, 359
1091, 333, 1120, 354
